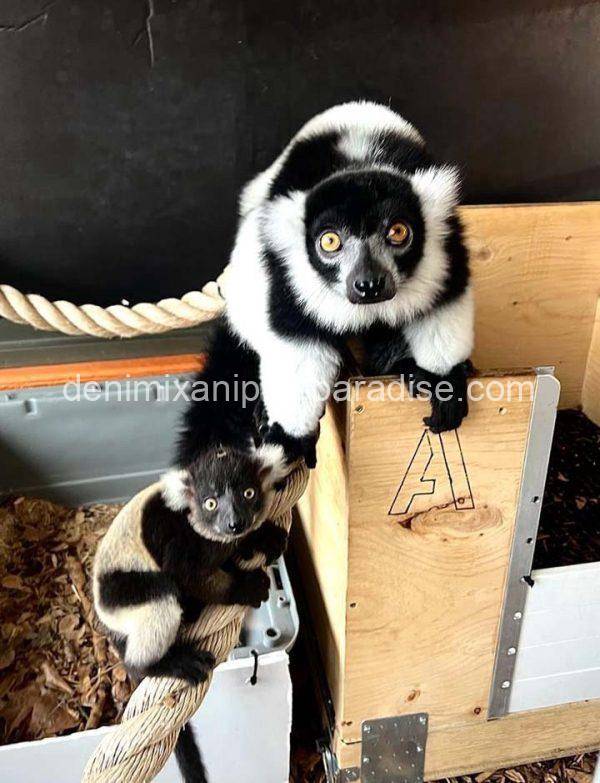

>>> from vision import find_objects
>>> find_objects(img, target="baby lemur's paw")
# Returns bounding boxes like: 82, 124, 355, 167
233, 568, 270, 608
256, 523, 288, 565
164, 643, 216, 686
237, 523, 288, 565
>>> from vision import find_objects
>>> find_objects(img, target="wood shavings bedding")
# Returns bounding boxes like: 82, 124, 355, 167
0, 497, 131, 744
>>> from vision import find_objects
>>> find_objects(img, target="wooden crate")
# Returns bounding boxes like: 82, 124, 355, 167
463, 202, 600, 419
295, 203, 600, 780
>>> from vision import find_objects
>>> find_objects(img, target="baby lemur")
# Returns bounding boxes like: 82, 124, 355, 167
93, 446, 288, 783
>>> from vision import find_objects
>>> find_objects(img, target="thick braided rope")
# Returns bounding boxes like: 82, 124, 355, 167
0, 272, 229, 338
82, 463, 308, 783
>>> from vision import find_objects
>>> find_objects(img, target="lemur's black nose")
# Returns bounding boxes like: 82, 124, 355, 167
228, 520, 244, 533
353, 276, 386, 297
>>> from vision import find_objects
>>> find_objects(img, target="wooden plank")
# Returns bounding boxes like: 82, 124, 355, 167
340, 375, 536, 743
336, 698, 600, 779
582, 298, 600, 425
460, 203, 600, 408
295, 403, 350, 723
0, 354, 205, 390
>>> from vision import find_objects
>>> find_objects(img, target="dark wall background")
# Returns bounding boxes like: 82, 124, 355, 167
0, 0, 598, 304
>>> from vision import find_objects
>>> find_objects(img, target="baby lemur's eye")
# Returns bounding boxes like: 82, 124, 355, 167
386, 221, 411, 246
243, 487, 256, 500
203, 497, 218, 512
319, 231, 342, 253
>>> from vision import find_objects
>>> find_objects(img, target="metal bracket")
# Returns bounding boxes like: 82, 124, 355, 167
321, 743, 339, 782
322, 742, 359, 783
360, 713, 428, 783
487, 368, 560, 718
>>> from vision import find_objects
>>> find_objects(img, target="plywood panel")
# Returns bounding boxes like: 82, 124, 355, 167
295, 403, 350, 722
340, 375, 536, 743
336, 698, 600, 779
461, 203, 600, 408
582, 298, 600, 425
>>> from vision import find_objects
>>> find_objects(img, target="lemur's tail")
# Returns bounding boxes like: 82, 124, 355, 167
175, 722, 208, 783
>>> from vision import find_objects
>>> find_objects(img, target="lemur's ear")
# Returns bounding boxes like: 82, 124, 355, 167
161, 468, 189, 511
410, 164, 461, 226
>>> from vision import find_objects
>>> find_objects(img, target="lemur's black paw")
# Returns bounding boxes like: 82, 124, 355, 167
413, 360, 471, 433
234, 568, 270, 608
258, 523, 289, 565
264, 422, 319, 469
236, 539, 255, 562
162, 643, 215, 686
424, 396, 469, 433
237, 523, 288, 564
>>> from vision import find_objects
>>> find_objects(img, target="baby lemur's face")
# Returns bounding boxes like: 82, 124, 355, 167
185, 449, 266, 542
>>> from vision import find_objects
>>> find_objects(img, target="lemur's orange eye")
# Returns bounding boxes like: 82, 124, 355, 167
387, 221, 411, 245
319, 231, 342, 253
244, 487, 256, 500
203, 497, 218, 512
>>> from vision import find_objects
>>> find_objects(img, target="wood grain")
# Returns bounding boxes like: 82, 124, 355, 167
337, 698, 600, 779
295, 403, 350, 722
460, 202, 600, 408
582, 297, 600, 425
296, 202, 600, 777
341, 375, 535, 743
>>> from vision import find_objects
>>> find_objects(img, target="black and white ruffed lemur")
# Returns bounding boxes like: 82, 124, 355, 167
221, 100, 474, 467
93, 348, 289, 783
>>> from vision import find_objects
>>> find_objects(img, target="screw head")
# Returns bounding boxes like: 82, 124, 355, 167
363, 756, 370, 764
419, 715, 427, 724
364, 724, 371, 733
355, 404, 364, 413
501, 680, 511, 689
513, 611, 522, 620
507, 647, 516, 655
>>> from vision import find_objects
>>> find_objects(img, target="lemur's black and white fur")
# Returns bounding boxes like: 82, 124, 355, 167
173, 318, 280, 469
93, 447, 288, 783
225, 101, 474, 464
